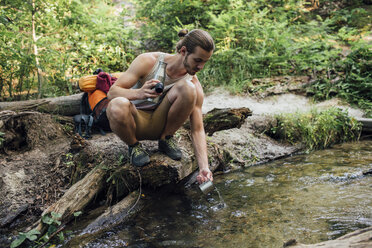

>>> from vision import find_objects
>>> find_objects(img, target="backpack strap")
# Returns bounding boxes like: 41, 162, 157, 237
91, 97, 110, 135
73, 114, 94, 139
80, 92, 92, 115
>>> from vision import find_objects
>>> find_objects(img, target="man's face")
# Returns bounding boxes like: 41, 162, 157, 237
183, 46, 213, 75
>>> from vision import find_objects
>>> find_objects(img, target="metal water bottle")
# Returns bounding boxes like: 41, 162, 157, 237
199, 180, 214, 194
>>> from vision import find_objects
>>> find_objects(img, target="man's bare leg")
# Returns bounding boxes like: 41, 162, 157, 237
158, 80, 196, 160
106, 97, 138, 145
107, 97, 150, 166
161, 80, 197, 139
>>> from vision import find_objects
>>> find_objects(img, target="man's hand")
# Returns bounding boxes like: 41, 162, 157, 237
138, 79, 162, 99
197, 167, 213, 184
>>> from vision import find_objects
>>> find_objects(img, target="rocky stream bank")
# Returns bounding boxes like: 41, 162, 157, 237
0, 85, 371, 247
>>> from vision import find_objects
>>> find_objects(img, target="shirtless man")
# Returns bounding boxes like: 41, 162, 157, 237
106, 29, 214, 184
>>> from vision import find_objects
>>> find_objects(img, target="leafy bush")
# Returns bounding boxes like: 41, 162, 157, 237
307, 43, 372, 117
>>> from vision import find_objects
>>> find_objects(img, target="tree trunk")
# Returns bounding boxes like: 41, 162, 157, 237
356, 117, 372, 133
0, 96, 253, 125
0, 93, 82, 116
32, 0, 43, 99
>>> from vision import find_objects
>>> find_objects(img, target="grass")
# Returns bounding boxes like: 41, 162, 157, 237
267, 107, 361, 151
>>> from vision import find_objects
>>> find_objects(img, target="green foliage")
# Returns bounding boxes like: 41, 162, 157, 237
268, 108, 361, 151
134, 0, 229, 51
328, 6, 371, 31
134, 0, 370, 112
308, 43, 372, 117
1, 0, 136, 99
10, 211, 63, 247
73, 211, 82, 217
10, 229, 40, 248
1, 0, 370, 115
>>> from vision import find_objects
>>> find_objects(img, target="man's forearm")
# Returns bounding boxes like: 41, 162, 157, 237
107, 85, 140, 100
191, 129, 209, 170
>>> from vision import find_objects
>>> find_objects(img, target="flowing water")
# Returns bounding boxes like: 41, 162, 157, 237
72, 140, 372, 248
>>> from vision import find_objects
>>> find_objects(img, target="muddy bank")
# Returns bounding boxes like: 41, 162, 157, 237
0, 112, 71, 227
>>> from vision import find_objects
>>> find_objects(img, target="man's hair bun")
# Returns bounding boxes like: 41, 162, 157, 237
178, 29, 189, 38
175, 29, 214, 53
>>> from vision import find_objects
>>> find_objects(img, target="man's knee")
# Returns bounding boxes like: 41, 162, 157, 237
107, 97, 132, 123
169, 79, 196, 103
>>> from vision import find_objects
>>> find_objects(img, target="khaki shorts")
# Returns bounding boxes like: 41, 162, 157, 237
133, 96, 171, 140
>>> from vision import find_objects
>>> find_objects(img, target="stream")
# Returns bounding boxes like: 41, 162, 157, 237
67, 140, 371, 248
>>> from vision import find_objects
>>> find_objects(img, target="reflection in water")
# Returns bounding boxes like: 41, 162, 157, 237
75, 141, 372, 248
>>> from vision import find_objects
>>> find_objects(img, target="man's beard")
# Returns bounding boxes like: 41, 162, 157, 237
183, 54, 197, 75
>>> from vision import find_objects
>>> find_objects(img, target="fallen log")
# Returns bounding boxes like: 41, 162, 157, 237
0, 93, 82, 116
284, 226, 372, 248
203, 107, 252, 136
0, 93, 254, 132
356, 117, 372, 133
66, 190, 149, 247
182, 107, 252, 136
33, 166, 107, 234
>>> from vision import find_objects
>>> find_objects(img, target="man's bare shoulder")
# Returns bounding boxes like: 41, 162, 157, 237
131, 52, 159, 77
137, 52, 158, 62
127, 52, 157, 78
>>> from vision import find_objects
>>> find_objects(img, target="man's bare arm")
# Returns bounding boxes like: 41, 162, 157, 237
107, 53, 160, 100
190, 78, 213, 184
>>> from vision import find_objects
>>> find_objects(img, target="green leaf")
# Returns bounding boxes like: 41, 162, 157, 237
27, 234, 38, 241
10, 235, 26, 248
73, 211, 82, 217
27, 229, 41, 236
51, 212, 62, 224
42, 233, 49, 242
58, 232, 65, 241
42, 215, 54, 225
47, 224, 58, 235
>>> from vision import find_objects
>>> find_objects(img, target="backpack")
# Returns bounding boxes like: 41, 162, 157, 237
74, 69, 121, 138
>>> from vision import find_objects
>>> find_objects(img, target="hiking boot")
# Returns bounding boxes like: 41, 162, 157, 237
158, 135, 182, 160
128, 142, 150, 167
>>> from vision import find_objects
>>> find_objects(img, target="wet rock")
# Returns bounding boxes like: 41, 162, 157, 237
245, 115, 277, 134
210, 118, 300, 169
